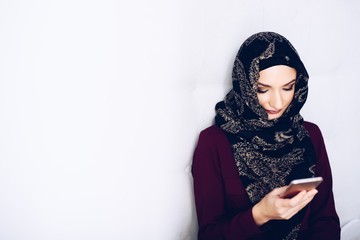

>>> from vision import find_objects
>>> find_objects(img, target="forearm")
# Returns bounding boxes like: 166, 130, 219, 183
198, 208, 263, 240
299, 217, 340, 240
304, 195, 340, 240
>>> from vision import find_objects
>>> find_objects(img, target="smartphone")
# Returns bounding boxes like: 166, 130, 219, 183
280, 177, 323, 198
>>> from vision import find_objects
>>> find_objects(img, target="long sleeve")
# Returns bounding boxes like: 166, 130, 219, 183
192, 123, 341, 240
192, 126, 263, 240
299, 122, 341, 240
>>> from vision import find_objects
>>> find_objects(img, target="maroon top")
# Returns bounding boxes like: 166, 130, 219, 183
192, 121, 340, 240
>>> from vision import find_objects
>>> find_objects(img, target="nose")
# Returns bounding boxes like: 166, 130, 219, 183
269, 91, 283, 110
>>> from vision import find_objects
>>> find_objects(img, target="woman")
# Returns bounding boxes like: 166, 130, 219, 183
192, 32, 340, 240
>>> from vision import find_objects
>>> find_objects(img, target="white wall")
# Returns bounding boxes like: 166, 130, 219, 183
0, 1, 359, 239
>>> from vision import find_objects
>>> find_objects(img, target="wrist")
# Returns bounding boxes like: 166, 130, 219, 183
252, 203, 269, 226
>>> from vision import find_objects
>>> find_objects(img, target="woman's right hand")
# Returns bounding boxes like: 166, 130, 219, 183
252, 186, 318, 226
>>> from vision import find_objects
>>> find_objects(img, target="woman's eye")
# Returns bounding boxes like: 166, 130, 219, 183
257, 88, 268, 94
283, 85, 295, 91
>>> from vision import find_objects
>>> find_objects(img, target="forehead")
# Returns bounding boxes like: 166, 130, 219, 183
257, 65, 296, 86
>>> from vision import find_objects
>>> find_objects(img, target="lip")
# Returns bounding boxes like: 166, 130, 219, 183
266, 109, 282, 115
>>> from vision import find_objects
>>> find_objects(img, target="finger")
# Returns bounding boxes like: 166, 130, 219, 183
273, 186, 289, 196
281, 199, 312, 219
300, 189, 318, 204
286, 190, 307, 207
303, 190, 318, 204
291, 190, 318, 209
306, 189, 318, 196
279, 190, 318, 219
277, 202, 306, 220
283, 203, 308, 219
294, 191, 318, 212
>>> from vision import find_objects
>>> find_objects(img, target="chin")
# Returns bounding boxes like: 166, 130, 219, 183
268, 114, 283, 120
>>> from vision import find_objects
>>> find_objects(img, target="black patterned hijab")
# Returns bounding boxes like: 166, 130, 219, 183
215, 32, 316, 239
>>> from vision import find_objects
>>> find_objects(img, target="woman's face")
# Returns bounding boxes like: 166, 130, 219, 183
257, 65, 296, 120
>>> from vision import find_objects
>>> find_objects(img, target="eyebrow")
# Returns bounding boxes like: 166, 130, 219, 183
257, 79, 296, 87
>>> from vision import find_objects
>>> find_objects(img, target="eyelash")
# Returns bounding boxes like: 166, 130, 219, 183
256, 85, 295, 94
283, 85, 295, 91
257, 88, 268, 94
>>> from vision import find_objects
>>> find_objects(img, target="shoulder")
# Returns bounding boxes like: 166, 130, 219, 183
303, 121, 324, 141
303, 121, 328, 158
199, 125, 226, 139
303, 121, 321, 134
193, 125, 227, 172
196, 125, 230, 150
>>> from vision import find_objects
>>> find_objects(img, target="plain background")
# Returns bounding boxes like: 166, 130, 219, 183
1, 0, 359, 239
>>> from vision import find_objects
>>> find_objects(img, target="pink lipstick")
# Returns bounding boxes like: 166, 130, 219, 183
266, 109, 281, 115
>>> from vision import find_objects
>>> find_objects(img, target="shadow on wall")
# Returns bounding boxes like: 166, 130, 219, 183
341, 219, 360, 240
183, 164, 198, 240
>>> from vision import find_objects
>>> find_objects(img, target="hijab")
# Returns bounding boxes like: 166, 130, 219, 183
215, 32, 316, 239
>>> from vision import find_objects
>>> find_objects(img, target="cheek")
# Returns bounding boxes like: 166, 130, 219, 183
284, 92, 295, 106
256, 93, 268, 107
